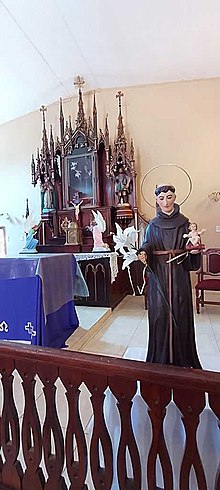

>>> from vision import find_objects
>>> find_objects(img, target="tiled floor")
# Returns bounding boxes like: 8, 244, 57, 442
66, 304, 112, 351
68, 293, 220, 372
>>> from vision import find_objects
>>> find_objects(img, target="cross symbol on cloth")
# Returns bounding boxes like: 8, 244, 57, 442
25, 321, 36, 338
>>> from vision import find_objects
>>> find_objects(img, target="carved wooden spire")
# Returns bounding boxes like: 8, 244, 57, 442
88, 116, 93, 139
50, 125, 55, 182
68, 115, 73, 139
74, 76, 87, 132
105, 113, 110, 177
93, 92, 98, 142
105, 113, 110, 148
59, 97, 64, 143
130, 139, 135, 172
30, 105, 54, 188
50, 125, 54, 158
40, 105, 50, 160
31, 154, 35, 186
115, 91, 126, 150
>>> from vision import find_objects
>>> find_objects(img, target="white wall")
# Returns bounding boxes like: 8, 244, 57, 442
1, 78, 220, 254
0, 111, 42, 254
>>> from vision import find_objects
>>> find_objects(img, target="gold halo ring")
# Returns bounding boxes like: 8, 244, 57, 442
141, 164, 193, 208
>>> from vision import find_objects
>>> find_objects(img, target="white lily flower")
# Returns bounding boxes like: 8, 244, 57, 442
113, 223, 139, 268
122, 252, 138, 270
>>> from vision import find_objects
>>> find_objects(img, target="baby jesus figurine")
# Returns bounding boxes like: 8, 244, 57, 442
183, 222, 206, 250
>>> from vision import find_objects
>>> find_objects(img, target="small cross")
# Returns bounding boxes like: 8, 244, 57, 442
116, 91, 124, 108
40, 105, 47, 116
40, 105, 47, 126
25, 321, 36, 338
74, 75, 85, 90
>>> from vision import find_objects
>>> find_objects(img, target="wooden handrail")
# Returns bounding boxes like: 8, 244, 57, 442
0, 342, 220, 392
0, 342, 219, 489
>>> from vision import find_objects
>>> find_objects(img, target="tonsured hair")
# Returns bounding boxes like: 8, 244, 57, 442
154, 184, 176, 196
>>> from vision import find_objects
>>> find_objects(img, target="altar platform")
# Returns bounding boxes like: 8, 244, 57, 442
0, 253, 84, 348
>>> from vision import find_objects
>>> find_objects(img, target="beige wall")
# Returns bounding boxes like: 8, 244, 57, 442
0, 78, 220, 254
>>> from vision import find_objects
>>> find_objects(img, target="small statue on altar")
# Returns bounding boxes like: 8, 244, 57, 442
91, 210, 110, 252
183, 222, 206, 249
41, 177, 55, 212
20, 223, 41, 254
115, 165, 131, 205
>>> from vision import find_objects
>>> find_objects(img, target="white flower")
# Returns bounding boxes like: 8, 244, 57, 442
122, 252, 138, 270
113, 223, 139, 267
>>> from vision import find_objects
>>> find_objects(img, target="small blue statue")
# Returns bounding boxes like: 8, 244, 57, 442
20, 224, 40, 254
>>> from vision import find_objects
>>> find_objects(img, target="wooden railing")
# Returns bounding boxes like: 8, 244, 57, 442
0, 342, 219, 490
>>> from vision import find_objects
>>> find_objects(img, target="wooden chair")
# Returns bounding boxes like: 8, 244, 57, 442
195, 248, 220, 313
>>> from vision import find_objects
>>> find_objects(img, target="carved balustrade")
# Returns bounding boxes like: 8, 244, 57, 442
0, 342, 219, 489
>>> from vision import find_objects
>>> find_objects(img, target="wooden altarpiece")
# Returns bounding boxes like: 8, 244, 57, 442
32, 78, 138, 253
31, 78, 148, 307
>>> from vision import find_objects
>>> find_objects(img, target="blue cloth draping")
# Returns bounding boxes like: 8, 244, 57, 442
0, 254, 80, 348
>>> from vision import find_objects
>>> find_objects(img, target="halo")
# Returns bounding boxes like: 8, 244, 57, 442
141, 164, 192, 208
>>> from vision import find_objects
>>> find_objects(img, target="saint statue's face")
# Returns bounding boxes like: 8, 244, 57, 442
156, 190, 176, 214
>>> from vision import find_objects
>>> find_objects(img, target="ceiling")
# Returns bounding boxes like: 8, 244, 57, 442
1, 0, 220, 125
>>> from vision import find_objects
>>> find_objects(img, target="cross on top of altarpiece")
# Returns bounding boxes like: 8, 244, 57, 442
40, 105, 47, 124
116, 91, 124, 109
74, 75, 85, 90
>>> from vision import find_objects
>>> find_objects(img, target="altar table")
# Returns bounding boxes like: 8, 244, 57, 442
73, 252, 131, 308
0, 254, 81, 347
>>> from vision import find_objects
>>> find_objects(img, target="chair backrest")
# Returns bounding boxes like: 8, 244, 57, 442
204, 248, 220, 275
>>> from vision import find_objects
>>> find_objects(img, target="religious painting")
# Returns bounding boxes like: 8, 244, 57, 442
65, 149, 94, 206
